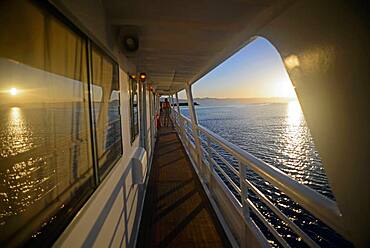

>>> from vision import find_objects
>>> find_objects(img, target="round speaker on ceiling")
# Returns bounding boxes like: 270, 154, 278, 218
123, 36, 139, 52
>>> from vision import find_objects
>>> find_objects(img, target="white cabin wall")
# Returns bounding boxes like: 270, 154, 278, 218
259, 1, 370, 246
54, 61, 143, 248
48, 1, 148, 247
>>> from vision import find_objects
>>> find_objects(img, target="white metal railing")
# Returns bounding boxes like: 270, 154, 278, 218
170, 109, 347, 248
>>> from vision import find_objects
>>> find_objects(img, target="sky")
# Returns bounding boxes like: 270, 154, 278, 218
0, 58, 119, 104
179, 37, 296, 99
1, 37, 296, 104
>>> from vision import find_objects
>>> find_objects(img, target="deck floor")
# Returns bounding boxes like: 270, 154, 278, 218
137, 127, 230, 248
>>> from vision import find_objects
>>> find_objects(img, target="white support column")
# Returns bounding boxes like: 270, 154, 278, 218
175, 92, 181, 114
168, 94, 173, 125
174, 92, 182, 135
185, 84, 203, 174
185, 85, 198, 124
169, 94, 174, 111
172, 94, 176, 111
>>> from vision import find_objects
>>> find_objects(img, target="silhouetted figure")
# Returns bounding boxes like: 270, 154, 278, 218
162, 98, 171, 127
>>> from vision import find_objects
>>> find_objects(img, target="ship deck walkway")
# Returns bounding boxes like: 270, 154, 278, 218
137, 126, 229, 247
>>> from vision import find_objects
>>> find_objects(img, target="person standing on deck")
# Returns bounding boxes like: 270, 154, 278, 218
162, 98, 171, 127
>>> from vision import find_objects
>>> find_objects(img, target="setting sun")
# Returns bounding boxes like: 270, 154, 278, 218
277, 79, 296, 98
9, 87, 18, 96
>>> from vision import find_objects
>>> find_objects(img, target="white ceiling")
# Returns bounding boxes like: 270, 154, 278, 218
102, 0, 292, 94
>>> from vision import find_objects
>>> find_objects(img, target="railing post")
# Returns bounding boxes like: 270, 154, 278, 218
175, 92, 181, 114
205, 136, 214, 187
169, 94, 175, 126
175, 92, 183, 137
183, 121, 188, 147
239, 160, 250, 247
169, 94, 173, 109
185, 84, 204, 176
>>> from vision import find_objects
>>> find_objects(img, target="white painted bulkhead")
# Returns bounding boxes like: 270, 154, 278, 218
46, 1, 157, 247
54, 70, 153, 247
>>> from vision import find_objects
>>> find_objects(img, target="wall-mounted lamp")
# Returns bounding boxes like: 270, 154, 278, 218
129, 74, 137, 80
139, 73, 147, 82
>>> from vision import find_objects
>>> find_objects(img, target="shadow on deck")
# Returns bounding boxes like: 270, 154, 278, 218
137, 127, 230, 248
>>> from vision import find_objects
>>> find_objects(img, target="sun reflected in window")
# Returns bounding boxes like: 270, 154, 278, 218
9, 87, 18, 96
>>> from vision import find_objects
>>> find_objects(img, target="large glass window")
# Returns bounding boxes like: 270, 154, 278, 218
129, 76, 139, 142
0, 1, 94, 246
91, 46, 122, 178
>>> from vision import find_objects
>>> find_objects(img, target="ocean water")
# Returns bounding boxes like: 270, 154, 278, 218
0, 102, 121, 244
181, 101, 352, 247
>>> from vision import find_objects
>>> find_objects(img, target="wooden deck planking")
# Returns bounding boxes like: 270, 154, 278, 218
137, 127, 230, 248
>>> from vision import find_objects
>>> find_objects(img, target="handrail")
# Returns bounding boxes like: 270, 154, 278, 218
170, 110, 348, 246
209, 146, 240, 177
196, 123, 345, 235
244, 179, 318, 247
209, 156, 241, 194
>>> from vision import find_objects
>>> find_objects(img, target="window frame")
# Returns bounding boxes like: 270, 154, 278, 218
0, 1, 97, 246
129, 75, 139, 143
89, 43, 123, 180
0, 1, 125, 246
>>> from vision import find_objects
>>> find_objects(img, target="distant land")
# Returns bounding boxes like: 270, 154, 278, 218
172, 97, 296, 105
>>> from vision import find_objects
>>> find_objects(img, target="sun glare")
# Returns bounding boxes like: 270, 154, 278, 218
286, 100, 302, 125
275, 79, 296, 98
9, 88, 18, 96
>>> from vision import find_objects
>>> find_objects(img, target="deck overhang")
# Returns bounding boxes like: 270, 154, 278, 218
103, 0, 292, 94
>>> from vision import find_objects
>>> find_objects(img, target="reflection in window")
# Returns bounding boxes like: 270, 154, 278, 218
129, 76, 139, 142
91, 46, 122, 178
0, 1, 94, 245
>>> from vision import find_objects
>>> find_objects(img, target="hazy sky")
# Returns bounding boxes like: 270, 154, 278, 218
1, 37, 296, 104
0, 58, 119, 104
179, 37, 296, 99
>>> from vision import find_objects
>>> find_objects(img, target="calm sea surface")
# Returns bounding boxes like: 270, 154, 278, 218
0, 103, 121, 243
182, 101, 352, 247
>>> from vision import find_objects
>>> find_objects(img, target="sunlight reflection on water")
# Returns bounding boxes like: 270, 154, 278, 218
180, 102, 351, 247
183, 102, 333, 197
286, 101, 302, 126
284, 101, 308, 183
0, 107, 50, 222
3, 107, 34, 157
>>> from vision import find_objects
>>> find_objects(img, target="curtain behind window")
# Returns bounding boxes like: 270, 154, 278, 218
91, 46, 122, 178
0, 1, 94, 245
